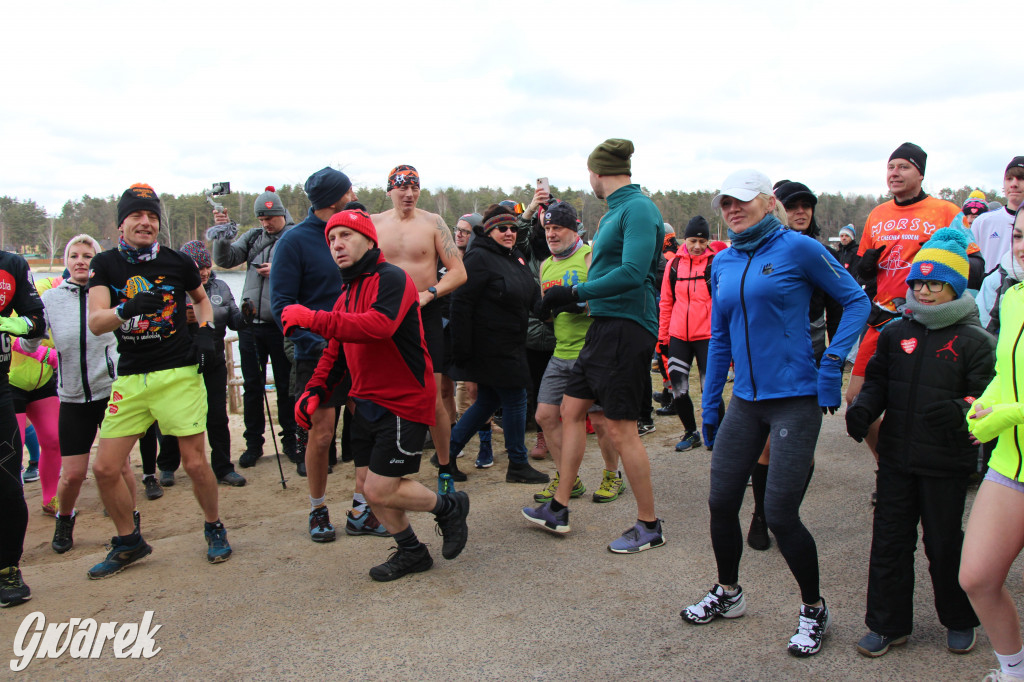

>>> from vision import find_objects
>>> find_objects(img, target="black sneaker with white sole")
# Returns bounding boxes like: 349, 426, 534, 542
681, 584, 747, 624
788, 599, 832, 657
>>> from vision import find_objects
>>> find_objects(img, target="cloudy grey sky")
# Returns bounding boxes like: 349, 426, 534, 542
3, 0, 1020, 214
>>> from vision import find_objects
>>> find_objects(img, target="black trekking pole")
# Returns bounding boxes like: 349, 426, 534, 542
255, 353, 287, 490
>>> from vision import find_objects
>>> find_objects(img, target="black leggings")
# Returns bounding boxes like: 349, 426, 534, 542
666, 337, 709, 433
0, 388, 27, 567
708, 395, 822, 604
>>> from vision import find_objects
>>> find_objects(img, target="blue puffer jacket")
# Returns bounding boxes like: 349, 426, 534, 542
703, 224, 870, 406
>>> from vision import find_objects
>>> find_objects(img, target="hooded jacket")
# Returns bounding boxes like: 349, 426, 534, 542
40, 279, 118, 403
450, 227, 540, 387
854, 294, 995, 476
210, 221, 293, 324
658, 248, 712, 344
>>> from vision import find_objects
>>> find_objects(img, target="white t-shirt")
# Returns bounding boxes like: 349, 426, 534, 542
971, 207, 1015, 273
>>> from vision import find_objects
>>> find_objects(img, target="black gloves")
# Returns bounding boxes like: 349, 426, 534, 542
845, 404, 873, 442
857, 246, 886, 279
194, 324, 218, 374
118, 291, 163, 319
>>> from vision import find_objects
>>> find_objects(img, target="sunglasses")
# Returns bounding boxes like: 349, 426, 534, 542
491, 224, 516, 233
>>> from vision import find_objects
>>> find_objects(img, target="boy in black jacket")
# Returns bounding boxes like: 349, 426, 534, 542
846, 228, 995, 658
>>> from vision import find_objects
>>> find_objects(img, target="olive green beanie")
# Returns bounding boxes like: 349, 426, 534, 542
587, 138, 634, 176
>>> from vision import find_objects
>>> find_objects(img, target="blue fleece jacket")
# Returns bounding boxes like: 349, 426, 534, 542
703, 227, 869, 408
270, 208, 343, 361
575, 184, 663, 336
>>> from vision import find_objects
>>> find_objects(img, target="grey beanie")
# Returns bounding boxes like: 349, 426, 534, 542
254, 185, 287, 217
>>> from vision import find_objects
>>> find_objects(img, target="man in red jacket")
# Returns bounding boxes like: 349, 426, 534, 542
281, 207, 470, 582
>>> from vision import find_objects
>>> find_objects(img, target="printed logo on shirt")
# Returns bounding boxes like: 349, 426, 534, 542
111, 391, 122, 402
991, 231, 1001, 239
760, 263, 774, 275
112, 275, 177, 341
0, 271, 15, 309
900, 338, 917, 354
879, 245, 912, 273
867, 217, 942, 241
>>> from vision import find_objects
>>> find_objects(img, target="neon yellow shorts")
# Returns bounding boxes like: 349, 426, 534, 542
100, 366, 208, 438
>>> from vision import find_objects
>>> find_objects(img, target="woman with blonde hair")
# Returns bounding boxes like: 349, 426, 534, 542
34, 235, 133, 553
681, 170, 869, 657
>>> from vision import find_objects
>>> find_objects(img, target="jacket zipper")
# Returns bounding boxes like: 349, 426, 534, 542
1011, 320, 1024, 480
78, 287, 92, 402
740, 255, 756, 400
904, 327, 928, 467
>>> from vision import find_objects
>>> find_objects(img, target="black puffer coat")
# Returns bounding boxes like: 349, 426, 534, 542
854, 304, 995, 477
449, 229, 540, 387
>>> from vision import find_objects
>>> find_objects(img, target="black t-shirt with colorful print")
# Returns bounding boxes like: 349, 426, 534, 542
89, 247, 201, 375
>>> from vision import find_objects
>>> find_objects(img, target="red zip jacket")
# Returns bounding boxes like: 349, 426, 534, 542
658, 250, 713, 346
306, 250, 435, 425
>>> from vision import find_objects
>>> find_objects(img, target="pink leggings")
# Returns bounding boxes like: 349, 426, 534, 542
18, 396, 61, 504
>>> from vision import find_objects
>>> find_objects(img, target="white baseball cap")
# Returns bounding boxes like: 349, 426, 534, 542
711, 169, 773, 210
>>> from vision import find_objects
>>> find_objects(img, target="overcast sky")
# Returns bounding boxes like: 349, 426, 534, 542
3, 0, 1021, 214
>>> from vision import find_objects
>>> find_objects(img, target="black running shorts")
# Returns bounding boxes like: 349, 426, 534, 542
563, 316, 657, 421
420, 298, 446, 375
352, 407, 427, 478
59, 398, 109, 456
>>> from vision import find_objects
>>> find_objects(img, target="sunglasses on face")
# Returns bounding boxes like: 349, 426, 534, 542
491, 225, 516, 233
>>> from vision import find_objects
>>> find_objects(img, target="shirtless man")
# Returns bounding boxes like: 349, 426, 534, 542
373, 165, 467, 486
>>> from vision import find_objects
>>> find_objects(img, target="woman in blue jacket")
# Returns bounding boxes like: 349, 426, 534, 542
680, 170, 869, 657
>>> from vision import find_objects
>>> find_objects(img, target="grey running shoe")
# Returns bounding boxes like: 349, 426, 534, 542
608, 519, 665, 554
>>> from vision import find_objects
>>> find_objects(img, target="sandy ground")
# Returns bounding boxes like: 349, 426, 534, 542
2, 376, 1020, 681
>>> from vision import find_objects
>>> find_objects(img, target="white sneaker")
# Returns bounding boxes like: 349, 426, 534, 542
788, 599, 831, 657
681, 584, 746, 624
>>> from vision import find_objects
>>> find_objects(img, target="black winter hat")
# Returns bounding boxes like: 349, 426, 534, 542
684, 216, 710, 240
543, 201, 579, 229
889, 142, 927, 175
117, 183, 161, 227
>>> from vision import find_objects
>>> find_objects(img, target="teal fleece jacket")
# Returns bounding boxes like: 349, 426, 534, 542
576, 184, 663, 336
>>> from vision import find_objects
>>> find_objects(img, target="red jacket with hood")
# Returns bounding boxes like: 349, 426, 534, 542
658, 249, 713, 345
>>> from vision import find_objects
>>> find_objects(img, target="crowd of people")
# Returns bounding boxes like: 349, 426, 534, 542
1, 139, 1024, 678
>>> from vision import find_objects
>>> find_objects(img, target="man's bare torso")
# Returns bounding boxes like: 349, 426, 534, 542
373, 207, 449, 291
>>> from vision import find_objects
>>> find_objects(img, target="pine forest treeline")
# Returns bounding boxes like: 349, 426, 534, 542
0, 183, 1004, 258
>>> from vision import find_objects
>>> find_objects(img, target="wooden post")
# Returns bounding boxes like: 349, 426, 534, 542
225, 335, 243, 414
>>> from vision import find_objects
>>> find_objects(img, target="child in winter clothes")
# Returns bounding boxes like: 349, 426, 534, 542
846, 228, 995, 657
